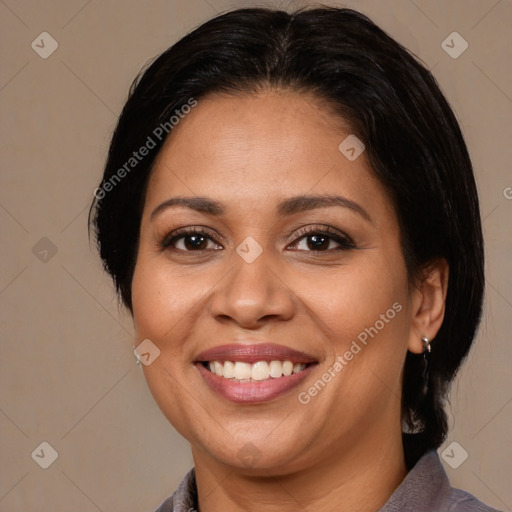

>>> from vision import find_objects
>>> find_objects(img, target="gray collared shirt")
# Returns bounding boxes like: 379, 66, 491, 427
153, 450, 502, 512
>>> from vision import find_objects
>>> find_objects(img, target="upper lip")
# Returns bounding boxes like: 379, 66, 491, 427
195, 343, 318, 364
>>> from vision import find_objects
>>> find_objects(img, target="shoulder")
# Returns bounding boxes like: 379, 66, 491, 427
446, 487, 503, 512
422, 450, 504, 512
152, 468, 197, 512
152, 494, 174, 512
379, 450, 504, 512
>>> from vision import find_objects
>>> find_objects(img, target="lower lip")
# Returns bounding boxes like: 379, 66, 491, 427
196, 363, 316, 403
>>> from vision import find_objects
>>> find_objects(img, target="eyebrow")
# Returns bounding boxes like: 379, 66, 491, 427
150, 194, 371, 222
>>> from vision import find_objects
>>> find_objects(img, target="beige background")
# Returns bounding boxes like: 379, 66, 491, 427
0, 0, 511, 511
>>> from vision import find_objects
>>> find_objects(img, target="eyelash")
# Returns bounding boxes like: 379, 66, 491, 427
160, 225, 355, 253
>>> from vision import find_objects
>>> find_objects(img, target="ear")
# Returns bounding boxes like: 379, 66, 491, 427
408, 259, 449, 354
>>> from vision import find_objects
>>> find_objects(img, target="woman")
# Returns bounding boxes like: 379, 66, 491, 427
90, 7, 501, 512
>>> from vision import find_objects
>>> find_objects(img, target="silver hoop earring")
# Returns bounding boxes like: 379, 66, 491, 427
133, 346, 141, 366
421, 336, 431, 396
421, 336, 431, 354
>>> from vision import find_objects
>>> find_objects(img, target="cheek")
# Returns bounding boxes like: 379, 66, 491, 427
132, 256, 188, 350
132, 264, 170, 339
307, 288, 408, 429
131, 257, 203, 433
307, 255, 411, 403
132, 256, 197, 336
131, 252, 227, 368
309, 257, 409, 339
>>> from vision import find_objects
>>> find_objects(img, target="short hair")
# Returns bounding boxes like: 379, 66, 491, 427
90, 7, 485, 467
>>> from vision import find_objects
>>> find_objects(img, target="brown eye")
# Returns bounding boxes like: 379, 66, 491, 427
161, 228, 223, 252
176, 233, 210, 250
289, 226, 355, 252
302, 234, 333, 251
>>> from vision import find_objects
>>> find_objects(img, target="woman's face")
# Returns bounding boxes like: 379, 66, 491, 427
132, 90, 419, 474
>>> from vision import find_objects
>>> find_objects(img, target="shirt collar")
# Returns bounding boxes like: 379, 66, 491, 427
163, 450, 450, 512
378, 450, 451, 511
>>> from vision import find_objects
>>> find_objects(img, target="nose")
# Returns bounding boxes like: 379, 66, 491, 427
209, 249, 295, 329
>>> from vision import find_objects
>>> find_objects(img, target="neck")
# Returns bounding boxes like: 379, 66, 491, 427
192, 429, 407, 512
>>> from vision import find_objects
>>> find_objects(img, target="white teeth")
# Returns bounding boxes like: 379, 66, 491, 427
251, 361, 270, 381
234, 362, 252, 380
223, 360, 235, 379
269, 360, 283, 378
282, 361, 293, 376
214, 361, 223, 377
206, 360, 308, 381
293, 363, 305, 374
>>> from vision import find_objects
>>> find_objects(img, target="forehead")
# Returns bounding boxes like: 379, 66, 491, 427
145, 90, 389, 217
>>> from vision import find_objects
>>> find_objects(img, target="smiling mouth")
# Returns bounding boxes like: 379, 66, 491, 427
202, 360, 311, 382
